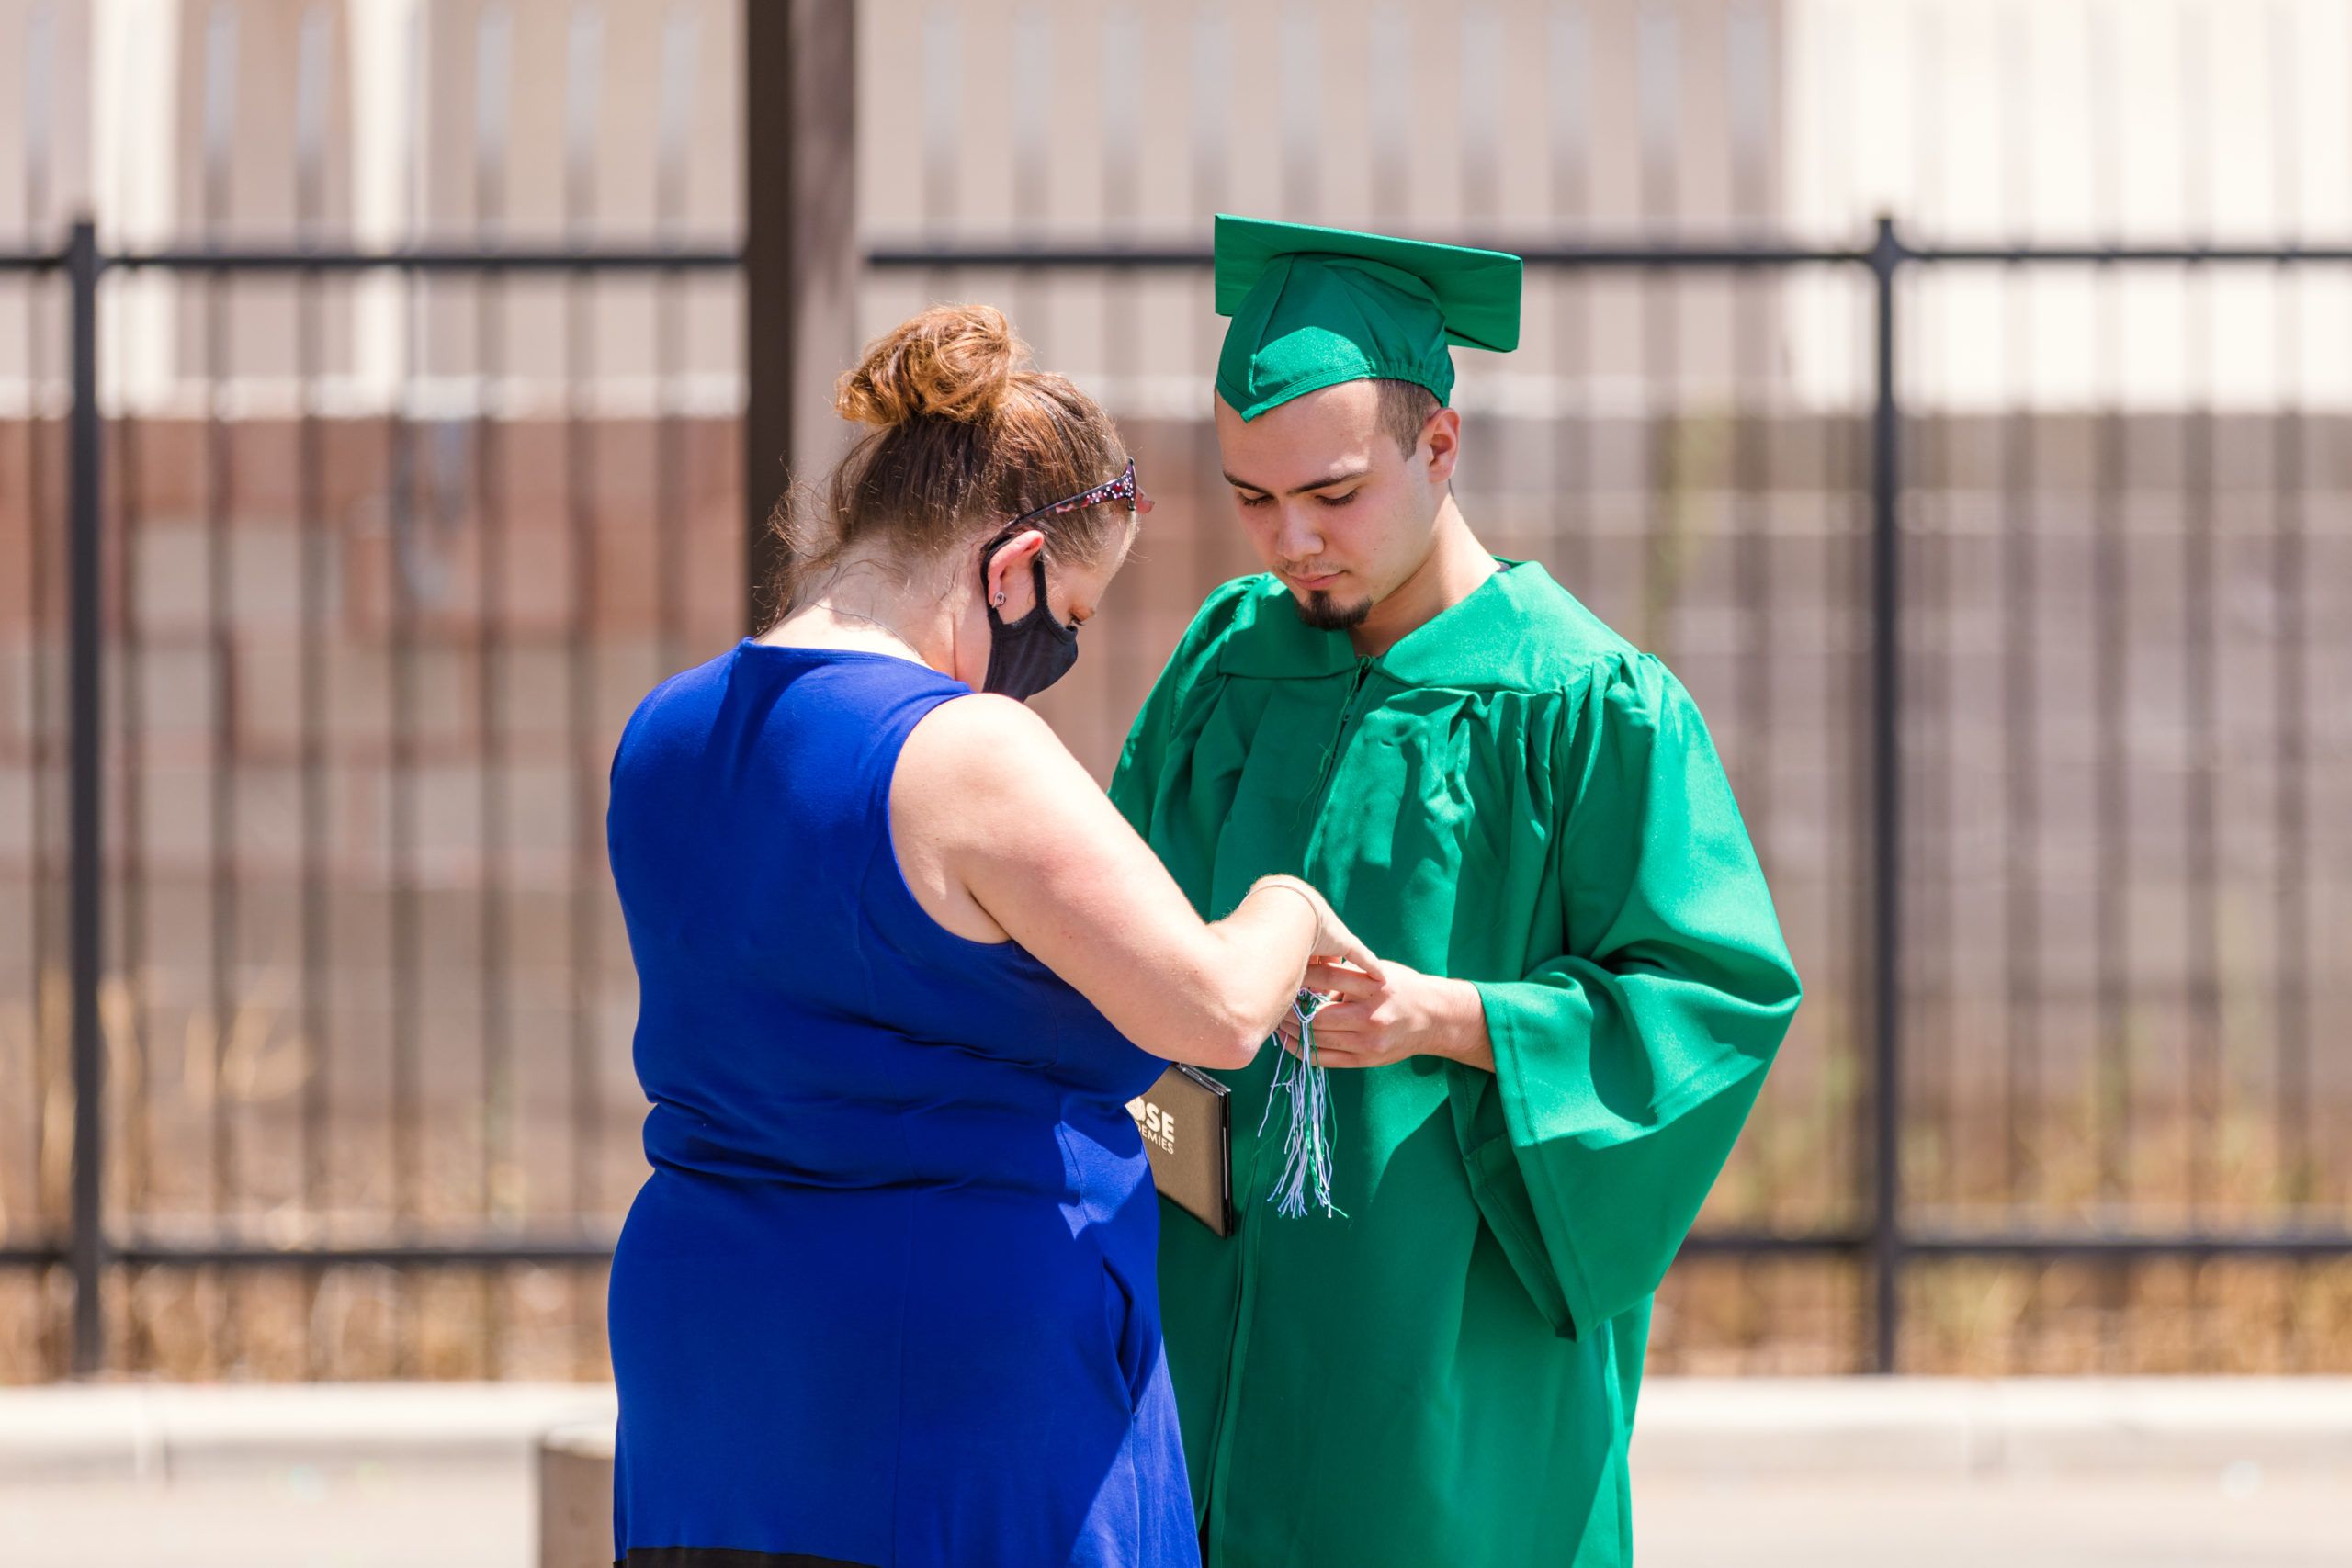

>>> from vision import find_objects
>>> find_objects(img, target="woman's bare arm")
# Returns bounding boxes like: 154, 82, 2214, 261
891, 694, 1376, 1068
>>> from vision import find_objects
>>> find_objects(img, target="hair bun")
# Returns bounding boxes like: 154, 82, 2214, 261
835, 303, 1024, 427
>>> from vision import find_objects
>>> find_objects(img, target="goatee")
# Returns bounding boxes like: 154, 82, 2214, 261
1291, 589, 1372, 633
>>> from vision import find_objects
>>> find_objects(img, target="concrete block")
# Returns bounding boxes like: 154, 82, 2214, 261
537, 1418, 616, 1568
0, 1382, 616, 1483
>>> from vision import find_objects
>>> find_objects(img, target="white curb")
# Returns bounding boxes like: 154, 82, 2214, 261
3, 1377, 2346, 1485
1630, 1377, 2352, 1477
0, 1382, 616, 1481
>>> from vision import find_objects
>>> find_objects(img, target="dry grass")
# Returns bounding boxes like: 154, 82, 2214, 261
1649, 1254, 2352, 1376
2, 962, 2346, 1382
6, 1247, 2346, 1383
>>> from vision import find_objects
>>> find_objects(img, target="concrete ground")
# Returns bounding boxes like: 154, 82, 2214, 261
0, 1458, 533, 1568
0, 1380, 2342, 1567
3, 1463, 2343, 1568
1640, 1472, 2346, 1567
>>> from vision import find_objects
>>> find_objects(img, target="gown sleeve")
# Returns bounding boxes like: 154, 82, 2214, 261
1465, 651, 1802, 1337
1108, 651, 1176, 839
1108, 577, 1255, 839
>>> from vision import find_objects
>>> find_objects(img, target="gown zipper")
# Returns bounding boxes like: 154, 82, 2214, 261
1306, 657, 1378, 805
1207, 654, 1380, 1564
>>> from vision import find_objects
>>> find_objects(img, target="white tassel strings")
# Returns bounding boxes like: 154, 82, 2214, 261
1258, 989, 1345, 1219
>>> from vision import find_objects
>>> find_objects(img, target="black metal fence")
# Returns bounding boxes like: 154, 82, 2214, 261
1, 223, 741, 1379
875, 224, 2352, 1372
4, 216, 2347, 1378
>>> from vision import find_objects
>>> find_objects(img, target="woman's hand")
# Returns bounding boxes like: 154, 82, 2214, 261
1276, 958, 1496, 1073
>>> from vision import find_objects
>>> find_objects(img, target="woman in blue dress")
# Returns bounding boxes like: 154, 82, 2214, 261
605, 304, 1376, 1568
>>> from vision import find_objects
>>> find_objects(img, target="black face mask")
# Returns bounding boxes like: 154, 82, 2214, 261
980, 540, 1080, 702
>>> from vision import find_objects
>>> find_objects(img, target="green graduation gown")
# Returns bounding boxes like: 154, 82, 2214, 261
1109, 560, 1802, 1568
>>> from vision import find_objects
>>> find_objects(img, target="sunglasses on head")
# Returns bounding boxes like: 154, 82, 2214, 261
997, 459, 1153, 536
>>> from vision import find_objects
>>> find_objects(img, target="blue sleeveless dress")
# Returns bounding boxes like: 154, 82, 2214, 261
605, 642, 1196, 1568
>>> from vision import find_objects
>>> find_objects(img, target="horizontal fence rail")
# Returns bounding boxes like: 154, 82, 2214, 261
2, 250, 742, 274
863, 235, 2352, 268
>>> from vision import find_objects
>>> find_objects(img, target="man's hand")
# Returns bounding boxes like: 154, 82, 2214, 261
1277, 960, 1496, 1073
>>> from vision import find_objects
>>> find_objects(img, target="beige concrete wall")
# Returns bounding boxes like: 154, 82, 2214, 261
0, 1, 93, 237
0, 0, 743, 406
3, 1, 1791, 409
854, 0, 1788, 412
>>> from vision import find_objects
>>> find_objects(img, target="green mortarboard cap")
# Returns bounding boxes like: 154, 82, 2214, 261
1213, 214, 1522, 422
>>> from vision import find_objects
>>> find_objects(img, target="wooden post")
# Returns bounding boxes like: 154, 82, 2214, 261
743, 0, 859, 634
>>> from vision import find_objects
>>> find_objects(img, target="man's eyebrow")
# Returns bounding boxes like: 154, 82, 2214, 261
1221, 465, 1371, 497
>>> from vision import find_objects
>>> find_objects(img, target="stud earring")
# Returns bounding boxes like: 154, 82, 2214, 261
992, 592, 1005, 606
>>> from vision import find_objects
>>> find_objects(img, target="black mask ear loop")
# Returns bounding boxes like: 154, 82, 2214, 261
978, 534, 1080, 702
972, 458, 1139, 700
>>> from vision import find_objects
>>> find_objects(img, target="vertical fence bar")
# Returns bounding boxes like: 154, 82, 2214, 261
2266, 9, 2312, 1243
2182, 264, 2218, 1224
67, 216, 106, 1377
1820, 248, 1863, 1287
1999, 326, 2036, 1226
2272, 267, 2310, 1219
2086, 7, 2129, 1234
388, 394, 421, 1371
293, 1, 333, 1376
379, 0, 423, 1377
564, 0, 606, 1377
473, 0, 515, 1377
1867, 214, 1904, 1374
24, 1, 58, 1338
388, 191, 424, 1370
2177, 9, 2221, 1350
114, 301, 149, 1371
1996, 17, 2038, 1223
200, 8, 240, 1367
2092, 265, 2127, 1214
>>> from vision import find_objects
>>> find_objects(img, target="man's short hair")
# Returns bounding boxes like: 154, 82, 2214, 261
1377, 379, 1442, 456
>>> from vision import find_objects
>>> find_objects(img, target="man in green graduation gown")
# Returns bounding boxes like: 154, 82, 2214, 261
1109, 216, 1804, 1567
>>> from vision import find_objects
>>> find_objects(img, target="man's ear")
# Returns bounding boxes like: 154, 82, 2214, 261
1421, 406, 1463, 486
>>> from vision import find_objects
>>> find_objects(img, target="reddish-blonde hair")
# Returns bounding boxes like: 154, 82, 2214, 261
770, 304, 1132, 614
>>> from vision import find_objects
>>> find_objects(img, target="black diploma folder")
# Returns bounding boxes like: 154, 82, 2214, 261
1126, 1063, 1233, 1237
